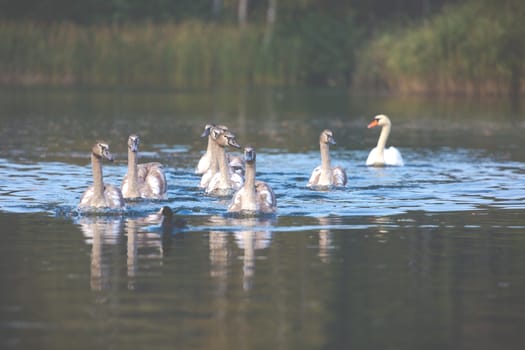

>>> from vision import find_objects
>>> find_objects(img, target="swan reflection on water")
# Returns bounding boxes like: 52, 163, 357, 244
77, 216, 124, 291
76, 211, 184, 291
76, 212, 344, 292
316, 217, 335, 264
208, 215, 274, 291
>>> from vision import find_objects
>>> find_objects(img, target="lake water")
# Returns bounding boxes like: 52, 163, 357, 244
0, 87, 524, 349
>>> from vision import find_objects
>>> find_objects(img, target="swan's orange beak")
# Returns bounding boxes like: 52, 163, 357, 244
367, 119, 379, 129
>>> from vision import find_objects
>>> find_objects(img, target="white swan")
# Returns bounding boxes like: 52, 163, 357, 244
307, 129, 347, 188
79, 142, 125, 209
121, 134, 167, 199
228, 146, 277, 214
366, 114, 404, 166
205, 127, 244, 196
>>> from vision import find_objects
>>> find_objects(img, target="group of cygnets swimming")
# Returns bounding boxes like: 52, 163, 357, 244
78, 114, 403, 215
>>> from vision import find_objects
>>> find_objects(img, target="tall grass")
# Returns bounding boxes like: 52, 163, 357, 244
353, 0, 525, 95
0, 21, 297, 87
0, 17, 358, 88
5, 2, 522, 95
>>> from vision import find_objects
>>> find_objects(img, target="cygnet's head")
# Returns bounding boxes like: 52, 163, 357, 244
128, 134, 140, 152
320, 129, 336, 145
244, 146, 256, 163
212, 127, 241, 149
92, 142, 114, 161
202, 124, 229, 138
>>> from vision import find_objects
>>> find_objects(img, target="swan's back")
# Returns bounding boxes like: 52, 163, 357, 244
206, 171, 243, 195
79, 183, 125, 209
307, 166, 347, 188
228, 181, 276, 214
104, 184, 126, 207
138, 162, 167, 199
255, 181, 277, 214
365, 147, 380, 166
384, 147, 404, 166
366, 146, 404, 166
79, 186, 96, 207
121, 162, 167, 199
332, 166, 347, 186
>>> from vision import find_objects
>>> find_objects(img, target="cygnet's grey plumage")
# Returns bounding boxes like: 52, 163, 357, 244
121, 134, 167, 199
228, 146, 276, 214
205, 126, 244, 196
307, 129, 347, 188
79, 142, 125, 209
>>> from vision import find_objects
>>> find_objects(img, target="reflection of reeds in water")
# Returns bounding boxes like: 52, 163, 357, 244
0, 21, 301, 87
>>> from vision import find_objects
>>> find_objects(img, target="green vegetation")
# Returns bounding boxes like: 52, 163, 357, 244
0, 0, 524, 95
0, 15, 360, 88
354, 0, 525, 95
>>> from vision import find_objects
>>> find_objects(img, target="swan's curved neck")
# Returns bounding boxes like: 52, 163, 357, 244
376, 124, 391, 157
91, 153, 105, 200
127, 149, 140, 197
216, 145, 231, 187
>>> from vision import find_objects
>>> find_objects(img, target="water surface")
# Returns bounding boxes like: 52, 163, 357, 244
0, 88, 524, 350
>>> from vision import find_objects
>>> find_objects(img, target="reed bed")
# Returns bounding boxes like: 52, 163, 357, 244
2, 1, 523, 95
0, 21, 305, 87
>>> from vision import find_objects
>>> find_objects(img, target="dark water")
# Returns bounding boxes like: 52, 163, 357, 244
1, 87, 524, 349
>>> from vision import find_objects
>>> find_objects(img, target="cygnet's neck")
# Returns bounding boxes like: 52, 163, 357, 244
208, 135, 219, 175
91, 153, 105, 200
319, 142, 332, 184
216, 145, 231, 187
127, 149, 140, 197
243, 160, 257, 208
206, 135, 214, 159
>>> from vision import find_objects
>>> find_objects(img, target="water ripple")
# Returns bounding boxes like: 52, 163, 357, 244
0, 148, 524, 219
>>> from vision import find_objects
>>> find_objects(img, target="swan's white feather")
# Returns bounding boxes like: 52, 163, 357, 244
366, 146, 404, 166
